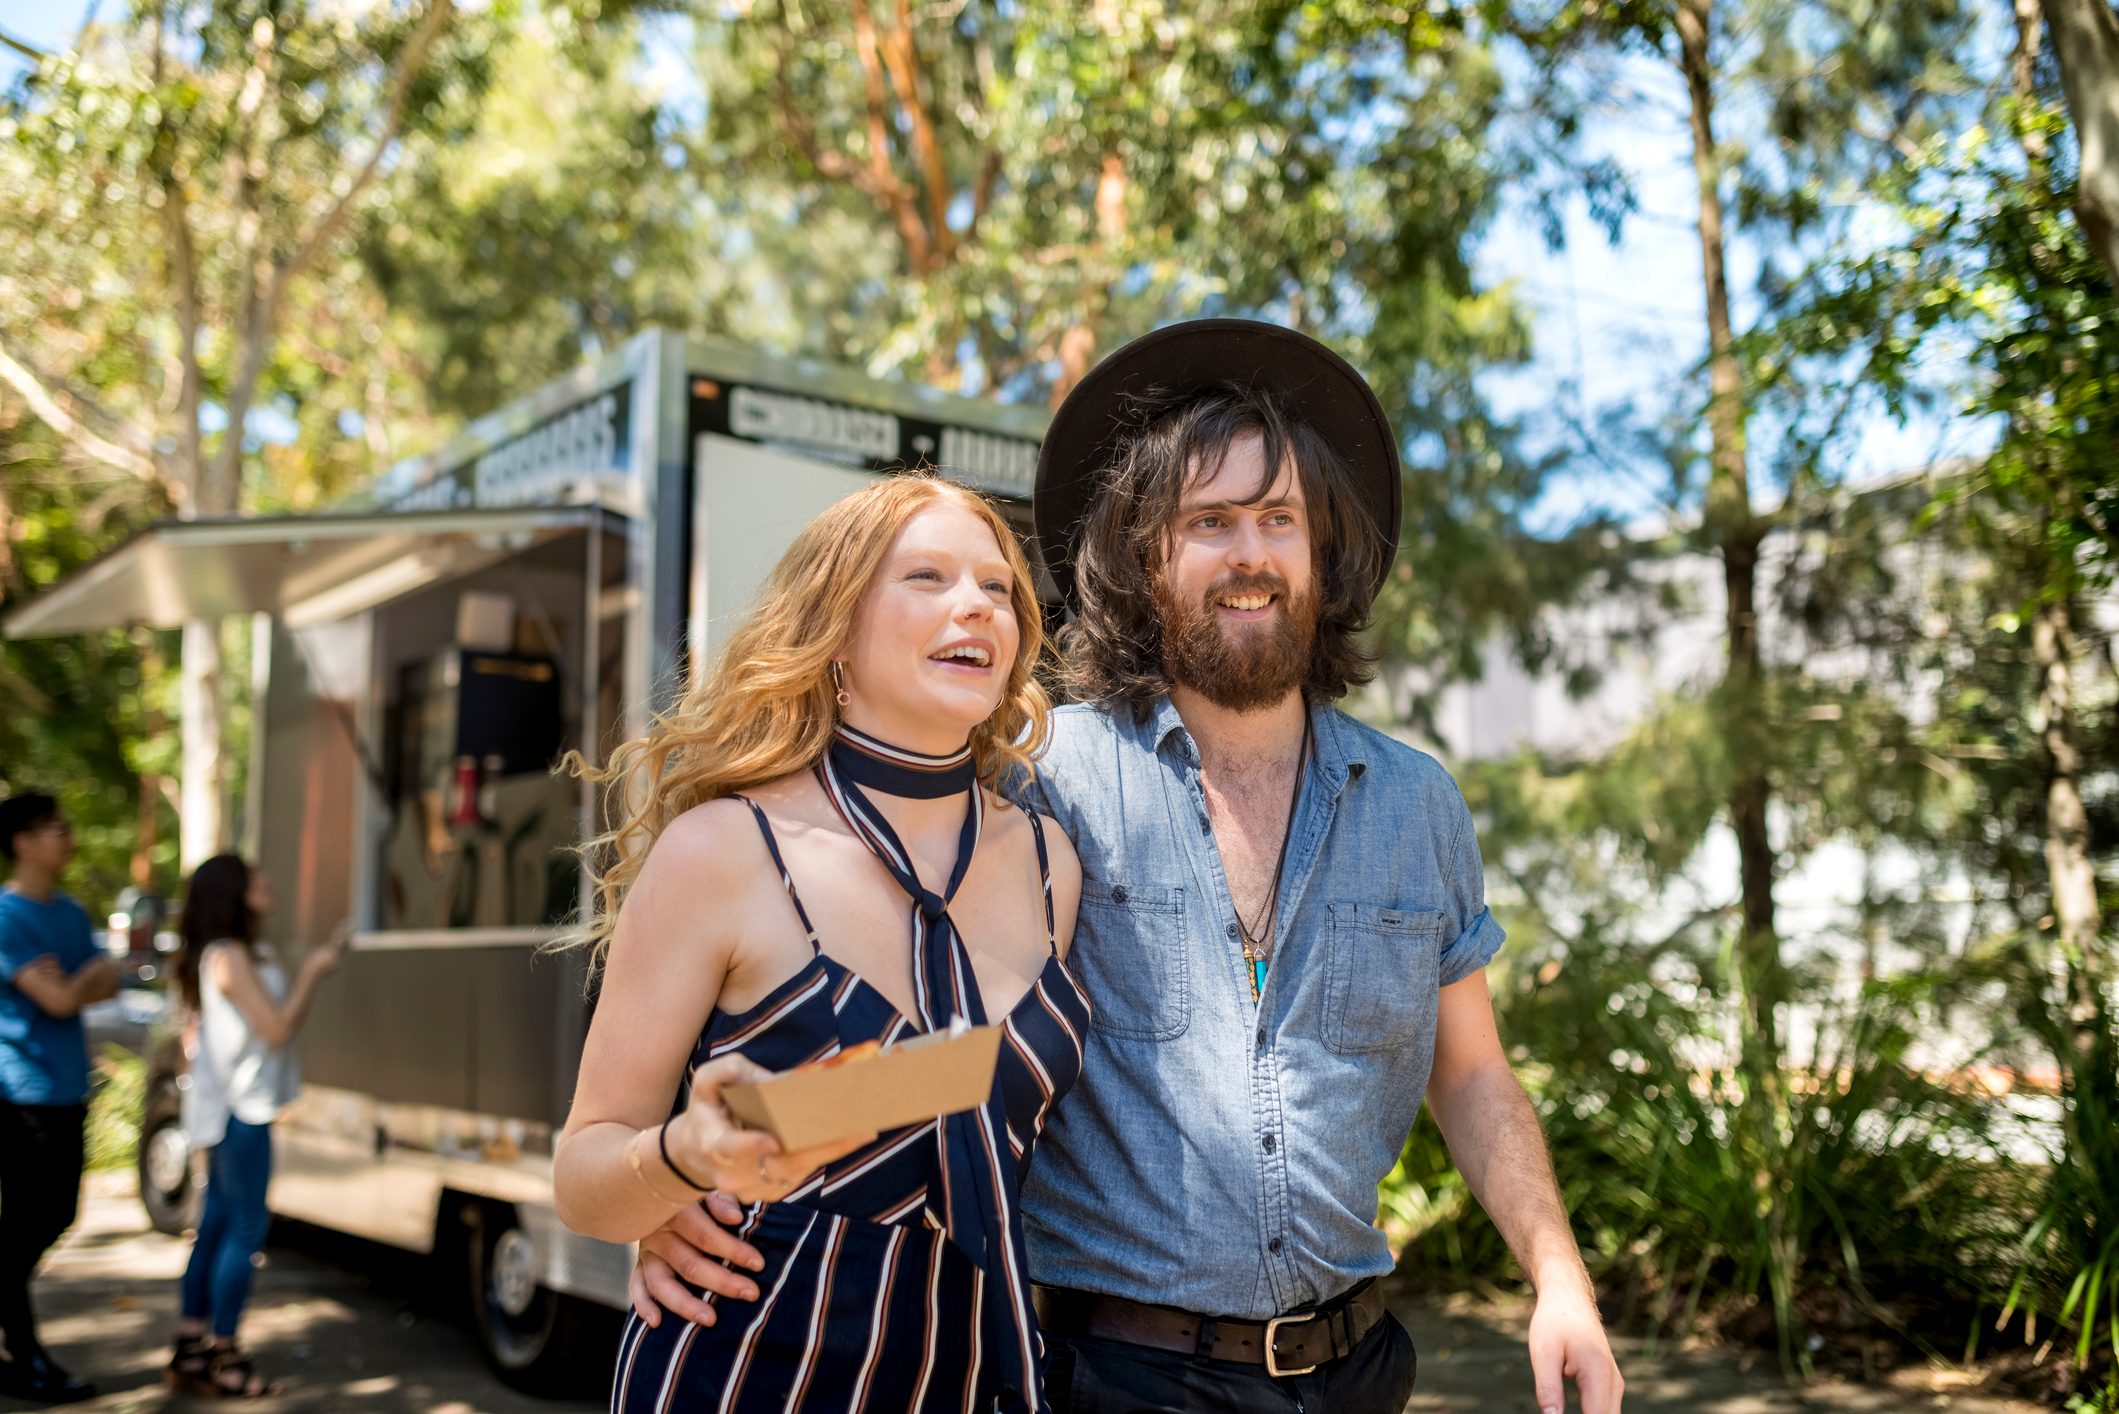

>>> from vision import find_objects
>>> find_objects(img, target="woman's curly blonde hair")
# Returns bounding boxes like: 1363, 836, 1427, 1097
562, 474, 1051, 967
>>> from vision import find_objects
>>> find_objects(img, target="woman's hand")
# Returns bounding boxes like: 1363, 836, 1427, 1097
663, 1055, 874, 1206
301, 928, 350, 983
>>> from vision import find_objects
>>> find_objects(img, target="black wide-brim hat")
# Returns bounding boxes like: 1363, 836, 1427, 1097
1033, 318, 1402, 610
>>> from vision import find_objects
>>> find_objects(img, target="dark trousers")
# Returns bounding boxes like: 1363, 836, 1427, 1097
1047, 1310, 1419, 1413
179, 1117, 275, 1339
0, 1101, 86, 1363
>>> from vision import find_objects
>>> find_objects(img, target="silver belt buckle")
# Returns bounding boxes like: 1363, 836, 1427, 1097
1262, 1312, 1320, 1378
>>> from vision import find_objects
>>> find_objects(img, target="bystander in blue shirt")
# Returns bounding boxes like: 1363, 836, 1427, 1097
0, 889, 98, 1105
1019, 696, 1504, 1320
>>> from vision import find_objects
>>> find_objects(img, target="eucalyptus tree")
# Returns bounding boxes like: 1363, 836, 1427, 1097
1471, 0, 1986, 1073
673, 0, 1634, 698
0, 0, 469, 868
2032, 0, 2119, 285
360, 12, 707, 420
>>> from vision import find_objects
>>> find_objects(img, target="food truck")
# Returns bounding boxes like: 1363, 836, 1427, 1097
2, 330, 1048, 1386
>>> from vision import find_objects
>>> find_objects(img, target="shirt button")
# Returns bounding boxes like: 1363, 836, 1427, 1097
1268, 1237, 1284, 1254
1225, 923, 1238, 939
1262, 1134, 1276, 1154
1111, 885, 1129, 904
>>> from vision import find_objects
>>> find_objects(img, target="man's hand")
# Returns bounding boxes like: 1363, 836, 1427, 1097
1528, 1285, 1623, 1414
12, 954, 111, 1017
73, 955, 120, 1006
628, 1191, 766, 1329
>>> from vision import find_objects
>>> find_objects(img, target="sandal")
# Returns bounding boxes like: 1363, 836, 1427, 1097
165, 1332, 212, 1391
196, 1343, 284, 1400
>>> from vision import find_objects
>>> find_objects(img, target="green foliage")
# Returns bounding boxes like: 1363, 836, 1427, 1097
86, 1043, 147, 1174
363, 14, 704, 418
0, 417, 178, 908
1994, 991, 2119, 1409
675, 0, 1611, 692
1393, 932, 2033, 1373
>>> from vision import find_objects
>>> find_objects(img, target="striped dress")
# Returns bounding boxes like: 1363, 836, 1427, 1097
612, 794, 1090, 1414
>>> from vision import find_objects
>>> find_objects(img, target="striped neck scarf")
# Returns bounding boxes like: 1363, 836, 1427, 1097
827, 721, 978, 800
817, 728, 1043, 1411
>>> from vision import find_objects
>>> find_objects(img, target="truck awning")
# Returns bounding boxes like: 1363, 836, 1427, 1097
2, 505, 619, 638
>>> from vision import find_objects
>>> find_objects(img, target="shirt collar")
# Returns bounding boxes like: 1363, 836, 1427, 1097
1138, 694, 1368, 793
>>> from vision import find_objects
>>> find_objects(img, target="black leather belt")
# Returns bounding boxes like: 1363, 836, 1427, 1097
1032, 1279, 1385, 1378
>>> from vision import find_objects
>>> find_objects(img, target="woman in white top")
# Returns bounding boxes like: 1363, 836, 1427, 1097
165, 855, 344, 1399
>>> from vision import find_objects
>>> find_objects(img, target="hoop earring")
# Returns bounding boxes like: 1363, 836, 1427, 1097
829, 661, 851, 709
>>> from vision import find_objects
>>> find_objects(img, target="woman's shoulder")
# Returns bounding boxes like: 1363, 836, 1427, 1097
981, 790, 1079, 873
646, 795, 772, 878
200, 938, 258, 983
637, 775, 820, 887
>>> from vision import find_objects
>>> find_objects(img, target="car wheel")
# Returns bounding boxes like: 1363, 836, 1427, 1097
466, 1203, 610, 1394
138, 1085, 199, 1235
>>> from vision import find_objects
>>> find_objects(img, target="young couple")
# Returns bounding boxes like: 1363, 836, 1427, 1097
555, 321, 1626, 1413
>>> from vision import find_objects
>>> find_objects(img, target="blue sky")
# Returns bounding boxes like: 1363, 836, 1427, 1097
1, 0, 1992, 529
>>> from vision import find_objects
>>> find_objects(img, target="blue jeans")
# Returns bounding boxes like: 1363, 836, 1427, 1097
178, 1118, 273, 1339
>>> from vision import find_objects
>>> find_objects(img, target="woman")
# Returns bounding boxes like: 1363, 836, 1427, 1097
165, 856, 345, 1398
554, 474, 1086, 1413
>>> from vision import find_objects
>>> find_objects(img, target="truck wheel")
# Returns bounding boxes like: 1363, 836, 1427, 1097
466, 1204, 609, 1394
138, 1085, 199, 1235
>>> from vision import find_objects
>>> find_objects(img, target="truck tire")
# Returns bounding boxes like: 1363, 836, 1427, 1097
137, 1083, 199, 1235
466, 1203, 612, 1395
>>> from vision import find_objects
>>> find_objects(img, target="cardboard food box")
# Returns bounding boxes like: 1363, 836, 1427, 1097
720, 1021, 1003, 1151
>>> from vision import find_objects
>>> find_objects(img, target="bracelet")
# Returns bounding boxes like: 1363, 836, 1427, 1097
656, 1120, 714, 1193
625, 1130, 697, 1206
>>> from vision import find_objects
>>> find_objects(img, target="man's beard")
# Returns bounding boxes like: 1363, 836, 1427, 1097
1157, 571, 1316, 712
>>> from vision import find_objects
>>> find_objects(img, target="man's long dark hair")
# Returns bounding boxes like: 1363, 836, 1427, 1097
1057, 384, 1387, 718
175, 854, 256, 1012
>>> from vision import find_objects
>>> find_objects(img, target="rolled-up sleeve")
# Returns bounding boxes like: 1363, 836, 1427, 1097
1436, 782, 1505, 985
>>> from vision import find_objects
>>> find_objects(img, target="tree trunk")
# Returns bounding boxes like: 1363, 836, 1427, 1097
2033, 595, 2108, 1035
131, 631, 168, 887
2040, 0, 2119, 285
2017, 0, 2102, 1017
176, 407, 234, 871
178, 619, 226, 869
1676, 0, 1778, 1055
1047, 151, 1130, 409
1051, 325, 1097, 409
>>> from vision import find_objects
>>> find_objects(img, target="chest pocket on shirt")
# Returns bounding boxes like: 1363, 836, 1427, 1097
1073, 880, 1189, 1042
1323, 904, 1448, 1056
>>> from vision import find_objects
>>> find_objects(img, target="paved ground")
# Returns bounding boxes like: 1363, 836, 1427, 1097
2, 1172, 2053, 1413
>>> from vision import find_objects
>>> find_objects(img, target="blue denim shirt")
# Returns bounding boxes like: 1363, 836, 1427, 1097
1017, 696, 1504, 1318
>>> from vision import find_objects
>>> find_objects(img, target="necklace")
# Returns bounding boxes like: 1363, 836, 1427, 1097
1232, 712, 1310, 1003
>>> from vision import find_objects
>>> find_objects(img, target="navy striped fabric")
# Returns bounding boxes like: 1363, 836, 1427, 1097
612, 792, 1089, 1413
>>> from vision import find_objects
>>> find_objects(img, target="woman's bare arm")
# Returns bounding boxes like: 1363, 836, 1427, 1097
553, 800, 870, 1244
209, 943, 336, 1051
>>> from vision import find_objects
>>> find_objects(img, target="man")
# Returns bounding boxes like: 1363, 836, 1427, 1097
631, 321, 1623, 1413
0, 793, 114, 1405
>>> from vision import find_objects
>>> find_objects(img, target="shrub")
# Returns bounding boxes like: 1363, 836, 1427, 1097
87, 1043, 147, 1173
1386, 933, 2035, 1380
1994, 985, 2118, 1412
